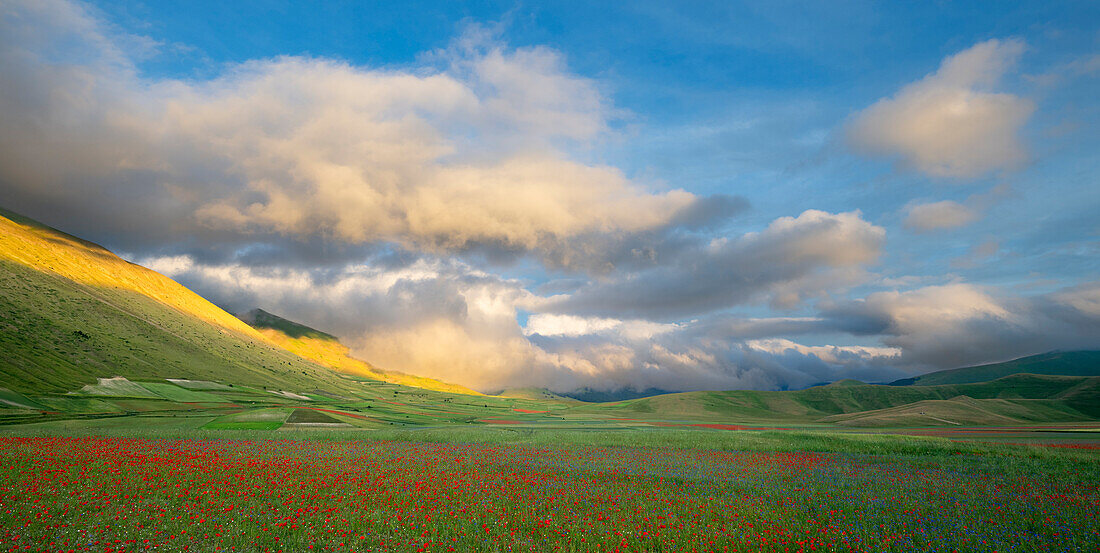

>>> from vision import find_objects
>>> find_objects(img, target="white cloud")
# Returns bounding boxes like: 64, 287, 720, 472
848, 39, 1034, 178
0, 0, 698, 264
142, 255, 194, 276
523, 314, 678, 340
745, 338, 901, 365
903, 200, 978, 232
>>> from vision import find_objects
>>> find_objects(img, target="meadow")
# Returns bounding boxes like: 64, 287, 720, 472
0, 428, 1097, 553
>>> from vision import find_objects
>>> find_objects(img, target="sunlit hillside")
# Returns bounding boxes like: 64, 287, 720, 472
0, 208, 264, 341
0, 208, 447, 398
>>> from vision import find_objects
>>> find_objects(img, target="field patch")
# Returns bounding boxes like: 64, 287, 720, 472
0, 388, 46, 410
268, 390, 311, 401
166, 378, 232, 391
204, 408, 290, 430
32, 397, 121, 414
138, 382, 225, 403
75, 377, 160, 398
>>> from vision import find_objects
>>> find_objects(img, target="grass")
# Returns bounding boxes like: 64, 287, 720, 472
899, 350, 1100, 386
586, 373, 1100, 424
0, 434, 1095, 552
2, 423, 1096, 469
138, 382, 225, 403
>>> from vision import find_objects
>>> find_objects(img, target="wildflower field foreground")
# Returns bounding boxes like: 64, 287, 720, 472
0, 436, 1097, 552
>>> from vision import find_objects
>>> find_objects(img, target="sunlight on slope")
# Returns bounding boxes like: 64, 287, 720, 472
255, 329, 484, 396
0, 211, 265, 341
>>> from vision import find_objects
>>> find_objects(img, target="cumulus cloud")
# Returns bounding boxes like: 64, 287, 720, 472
142, 249, 917, 393
523, 314, 678, 341
825, 282, 1100, 369
0, 0, 713, 268
903, 200, 979, 232
848, 39, 1034, 178
545, 210, 885, 319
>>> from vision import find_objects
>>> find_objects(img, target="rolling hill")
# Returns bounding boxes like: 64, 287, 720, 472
821, 395, 1092, 427
593, 373, 1100, 425
495, 388, 579, 402
890, 351, 1100, 386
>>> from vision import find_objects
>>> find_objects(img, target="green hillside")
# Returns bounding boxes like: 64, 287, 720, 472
595, 374, 1100, 423
239, 308, 338, 341
496, 388, 580, 402
822, 396, 1092, 427
892, 351, 1100, 386
0, 208, 592, 429
0, 257, 355, 395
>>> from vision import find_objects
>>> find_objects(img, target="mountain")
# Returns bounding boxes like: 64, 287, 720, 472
0, 208, 369, 397
890, 351, 1100, 386
238, 308, 482, 396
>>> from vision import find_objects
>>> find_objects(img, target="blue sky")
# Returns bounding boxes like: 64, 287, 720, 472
1, 0, 1098, 392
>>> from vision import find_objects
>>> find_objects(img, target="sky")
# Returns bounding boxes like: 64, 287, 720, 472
1, 0, 1098, 393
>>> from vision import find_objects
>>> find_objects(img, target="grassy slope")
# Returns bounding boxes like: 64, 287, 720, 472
239, 309, 337, 340
895, 350, 1100, 386
496, 388, 579, 401
594, 374, 1100, 424
0, 257, 347, 394
821, 396, 1090, 427
0, 208, 264, 340
242, 309, 483, 396
0, 209, 444, 397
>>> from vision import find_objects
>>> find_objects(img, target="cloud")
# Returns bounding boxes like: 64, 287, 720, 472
0, 0, 717, 269
903, 200, 978, 232
143, 250, 913, 393
523, 314, 678, 341
744, 338, 901, 364
545, 210, 885, 319
825, 282, 1100, 369
848, 39, 1034, 178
